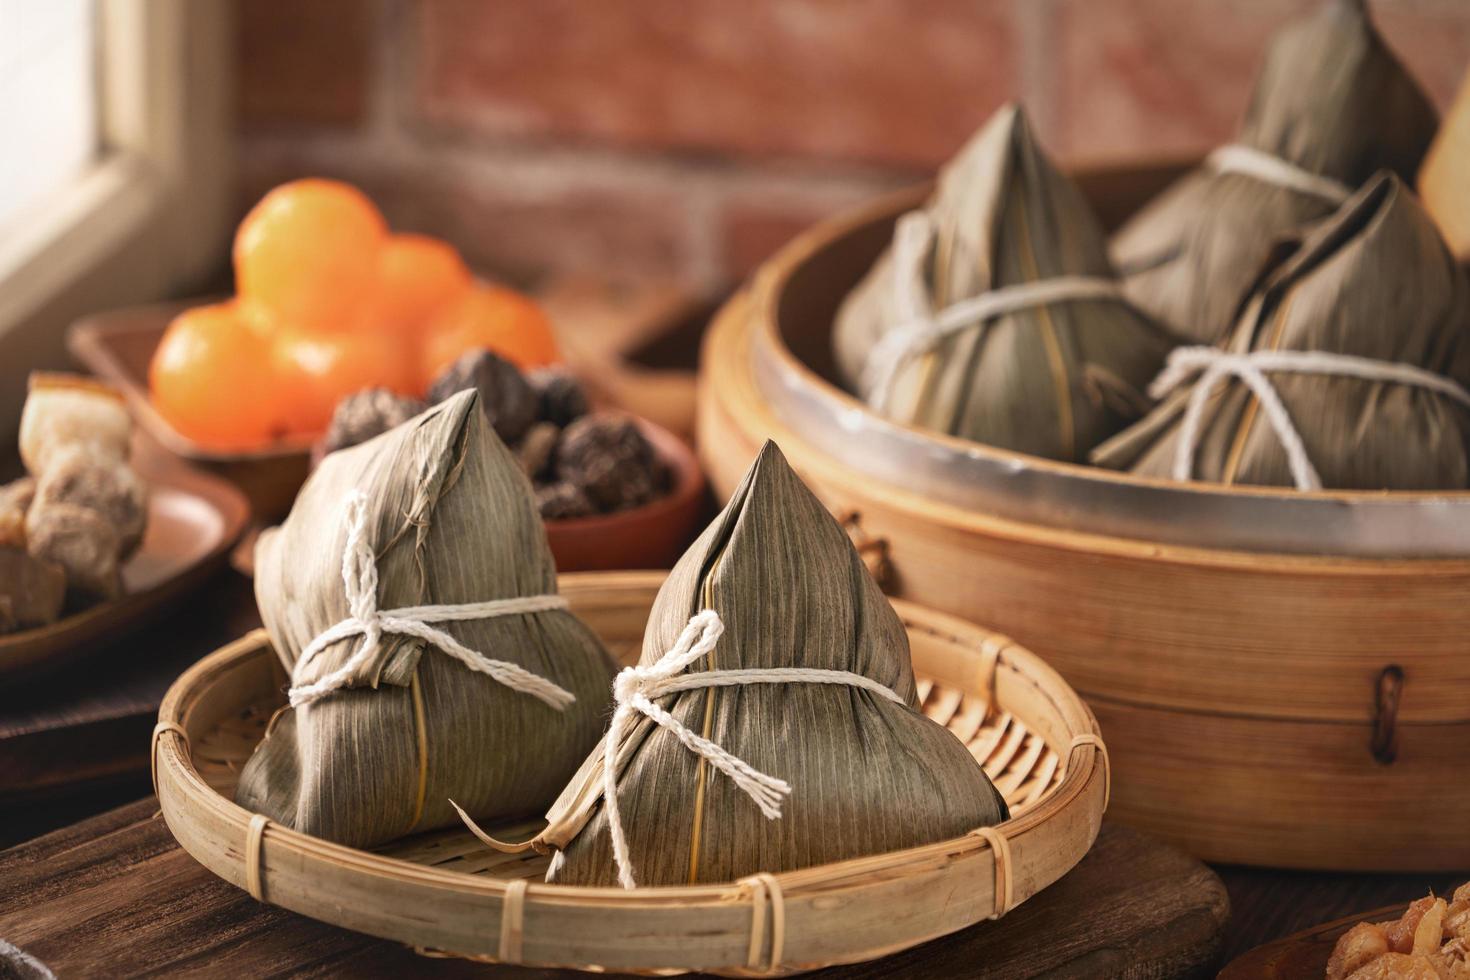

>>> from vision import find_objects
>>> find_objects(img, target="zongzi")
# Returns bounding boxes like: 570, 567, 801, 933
833, 104, 1172, 463
1092, 173, 1470, 492
236, 389, 618, 847
495, 441, 1008, 888
1111, 0, 1438, 346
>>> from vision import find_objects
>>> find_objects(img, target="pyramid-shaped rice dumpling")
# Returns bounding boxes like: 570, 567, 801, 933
529, 442, 1008, 887
833, 104, 1172, 463
1093, 173, 1470, 491
237, 390, 617, 847
1111, 0, 1438, 346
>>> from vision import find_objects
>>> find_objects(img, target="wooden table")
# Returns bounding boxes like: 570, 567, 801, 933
1, 571, 1463, 975
0, 804, 1227, 978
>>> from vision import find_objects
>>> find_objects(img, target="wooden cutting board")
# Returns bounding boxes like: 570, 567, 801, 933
0, 806, 1227, 978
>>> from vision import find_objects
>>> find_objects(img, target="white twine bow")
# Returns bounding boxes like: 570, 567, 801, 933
287, 491, 576, 710
1206, 144, 1352, 207
601, 610, 906, 889
862, 211, 1125, 413
1151, 346, 1470, 491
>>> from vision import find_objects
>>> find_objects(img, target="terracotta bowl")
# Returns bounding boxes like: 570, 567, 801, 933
237, 415, 706, 578
542, 417, 706, 571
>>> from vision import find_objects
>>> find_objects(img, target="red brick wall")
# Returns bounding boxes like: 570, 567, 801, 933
237, 0, 1468, 291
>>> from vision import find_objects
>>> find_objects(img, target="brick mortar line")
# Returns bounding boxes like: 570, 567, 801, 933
238, 130, 907, 209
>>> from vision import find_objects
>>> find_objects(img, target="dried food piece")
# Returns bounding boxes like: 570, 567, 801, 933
528, 368, 589, 427
1447, 884, 1470, 942
1328, 922, 1390, 980
1387, 897, 1439, 954
26, 503, 123, 604
19, 372, 132, 476
33, 450, 148, 558
1413, 900, 1448, 955
1329, 887, 1470, 979
427, 350, 537, 444
0, 548, 66, 630
555, 416, 658, 512
0, 477, 35, 514
1340, 953, 1443, 979
322, 389, 427, 455
0, 478, 34, 550
516, 422, 560, 481
535, 481, 594, 521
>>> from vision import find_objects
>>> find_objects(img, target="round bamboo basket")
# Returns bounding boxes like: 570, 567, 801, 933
153, 571, 1106, 976
696, 185, 1470, 871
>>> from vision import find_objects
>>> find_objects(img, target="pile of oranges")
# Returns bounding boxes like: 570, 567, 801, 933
150, 179, 560, 450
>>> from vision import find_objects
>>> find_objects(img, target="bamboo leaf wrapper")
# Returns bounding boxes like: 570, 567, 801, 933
534, 442, 1009, 887
834, 104, 1172, 463
1093, 174, 1470, 491
236, 390, 617, 847
1111, 0, 1438, 346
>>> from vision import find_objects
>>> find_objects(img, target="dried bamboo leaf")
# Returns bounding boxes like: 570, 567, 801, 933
1093, 173, 1470, 491
1112, 0, 1438, 346
236, 391, 617, 847
834, 104, 1172, 463
537, 442, 1008, 887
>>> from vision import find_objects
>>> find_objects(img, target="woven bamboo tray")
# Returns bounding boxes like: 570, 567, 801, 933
695, 174, 1470, 872
153, 571, 1106, 976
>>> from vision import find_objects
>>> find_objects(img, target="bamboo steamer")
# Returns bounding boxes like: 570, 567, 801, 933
154, 571, 1106, 976
696, 178, 1470, 872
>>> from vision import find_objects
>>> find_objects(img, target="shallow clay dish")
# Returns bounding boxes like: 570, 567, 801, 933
0, 445, 250, 680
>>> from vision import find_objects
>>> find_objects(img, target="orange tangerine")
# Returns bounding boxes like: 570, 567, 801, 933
421, 284, 560, 387
234, 178, 387, 329
271, 325, 418, 435
376, 234, 472, 337
149, 302, 285, 450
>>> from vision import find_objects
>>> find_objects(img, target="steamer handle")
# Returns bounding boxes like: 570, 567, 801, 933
836, 511, 893, 592
1371, 666, 1404, 765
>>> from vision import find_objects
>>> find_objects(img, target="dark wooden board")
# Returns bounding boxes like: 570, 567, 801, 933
0, 573, 259, 845
0, 808, 1227, 979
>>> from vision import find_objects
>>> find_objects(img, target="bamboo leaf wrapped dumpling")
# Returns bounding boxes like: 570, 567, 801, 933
1111, 0, 1438, 346
519, 442, 1008, 888
236, 390, 617, 847
833, 104, 1172, 463
1092, 174, 1470, 491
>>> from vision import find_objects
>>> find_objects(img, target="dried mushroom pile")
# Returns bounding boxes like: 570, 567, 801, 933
323, 350, 671, 520
1, 374, 149, 634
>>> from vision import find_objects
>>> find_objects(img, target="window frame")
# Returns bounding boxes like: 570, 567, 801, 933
0, 0, 233, 432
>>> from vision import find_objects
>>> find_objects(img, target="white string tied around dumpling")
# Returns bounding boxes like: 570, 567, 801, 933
601, 609, 907, 889
862, 210, 1126, 413
1151, 346, 1470, 491
1206, 144, 1352, 207
287, 490, 576, 710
